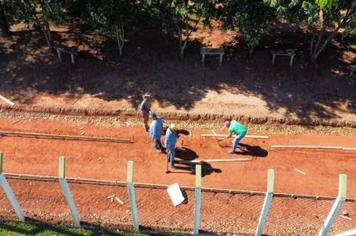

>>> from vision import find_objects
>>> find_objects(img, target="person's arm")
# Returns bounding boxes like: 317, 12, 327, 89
137, 101, 143, 117
226, 130, 233, 139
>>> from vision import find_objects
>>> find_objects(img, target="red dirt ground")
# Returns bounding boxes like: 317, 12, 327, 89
1, 21, 355, 125
0, 117, 355, 197
0, 116, 355, 234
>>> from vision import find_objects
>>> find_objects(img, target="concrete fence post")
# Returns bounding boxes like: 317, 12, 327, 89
255, 169, 275, 236
0, 152, 25, 221
127, 160, 139, 231
58, 156, 80, 227
194, 164, 202, 235
318, 174, 347, 236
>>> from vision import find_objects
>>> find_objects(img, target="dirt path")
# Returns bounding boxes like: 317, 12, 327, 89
0, 114, 356, 234
0, 116, 355, 197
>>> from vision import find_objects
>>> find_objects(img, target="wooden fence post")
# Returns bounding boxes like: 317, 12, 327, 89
58, 156, 80, 227
0, 152, 25, 221
255, 169, 274, 236
127, 160, 139, 231
194, 164, 202, 235
318, 174, 347, 236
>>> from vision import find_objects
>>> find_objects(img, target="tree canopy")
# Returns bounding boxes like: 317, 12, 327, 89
1, 0, 354, 60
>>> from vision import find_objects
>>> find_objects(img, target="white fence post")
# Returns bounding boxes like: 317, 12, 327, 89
58, 156, 80, 227
318, 174, 347, 236
0, 152, 25, 221
255, 169, 274, 236
194, 164, 202, 235
127, 160, 139, 231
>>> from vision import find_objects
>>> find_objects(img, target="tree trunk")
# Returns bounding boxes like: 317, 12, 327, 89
39, 24, 52, 49
39, 0, 53, 49
310, 33, 315, 57
248, 47, 255, 58
0, 4, 10, 36
116, 24, 124, 57
310, 4, 354, 61
45, 19, 52, 42
180, 40, 187, 58
118, 41, 124, 57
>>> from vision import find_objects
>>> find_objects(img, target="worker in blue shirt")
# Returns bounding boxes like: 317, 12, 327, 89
165, 123, 178, 168
149, 112, 164, 153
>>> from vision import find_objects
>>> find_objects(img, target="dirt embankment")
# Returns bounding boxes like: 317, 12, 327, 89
1, 104, 356, 128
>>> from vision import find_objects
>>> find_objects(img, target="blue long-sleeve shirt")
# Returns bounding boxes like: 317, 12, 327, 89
149, 117, 163, 140
165, 128, 177, 147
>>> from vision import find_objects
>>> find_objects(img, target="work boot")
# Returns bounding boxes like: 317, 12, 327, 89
229, 151, 236, 154
168, 163, 174, 169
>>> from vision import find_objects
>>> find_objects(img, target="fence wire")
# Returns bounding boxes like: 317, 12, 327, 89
330, 201, 356, 235
68, 183, 131, 229
1, 177, 356, 235
200, 191, 265, 235
135, 187, 195, 233
3, 179, 69, 223
264, 196, 356, 236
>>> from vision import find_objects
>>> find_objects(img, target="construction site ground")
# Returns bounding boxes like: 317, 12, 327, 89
0, 111, 355, 235
1, 21, 355, 125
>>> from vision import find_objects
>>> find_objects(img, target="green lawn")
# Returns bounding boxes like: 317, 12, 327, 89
0, 220, 152, 236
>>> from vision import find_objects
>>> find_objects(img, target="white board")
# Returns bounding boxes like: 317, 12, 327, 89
335, 228, 356, 236
167, 183, 185, 207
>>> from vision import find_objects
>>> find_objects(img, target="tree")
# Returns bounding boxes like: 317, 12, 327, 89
216, 0, 276, 57
86, 0, 138, 57
268, 0, 355, 61
161, 0, 209, 57
0, 0, 11, 36
6, 0, 64, 49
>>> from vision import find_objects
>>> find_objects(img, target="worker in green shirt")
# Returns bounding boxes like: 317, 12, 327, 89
224, 119, 247, 154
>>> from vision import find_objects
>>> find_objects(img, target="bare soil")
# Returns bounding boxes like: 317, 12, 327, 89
1, 19, 356, 234
0, 114, 355, 234
0, 115, 355, 196
0, 21, 355, 125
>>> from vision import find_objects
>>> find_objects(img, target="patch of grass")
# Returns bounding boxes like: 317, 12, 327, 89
0, 220, 148, 236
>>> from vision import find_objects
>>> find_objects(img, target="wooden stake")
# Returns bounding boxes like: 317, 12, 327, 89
295, 168, 306, 175
0, 95, 14, 106
201, 134, 269, 139
115, 197, 124, 205
0, 130, 132, 143
271, 145, 356, 152
339, 215, 352, 221
176, 158, 252, 164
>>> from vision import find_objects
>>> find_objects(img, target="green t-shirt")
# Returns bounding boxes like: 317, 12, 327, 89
229, 120, 247, 136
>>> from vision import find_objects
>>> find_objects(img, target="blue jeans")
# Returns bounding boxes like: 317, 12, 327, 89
154, 138, 164, 152
167, 145, 175, 165
231, 133, 246, 153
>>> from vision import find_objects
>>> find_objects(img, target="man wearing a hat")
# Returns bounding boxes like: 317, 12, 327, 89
165, 123, 178, 168
149, 112, 164, 153
137, 93, 151, 131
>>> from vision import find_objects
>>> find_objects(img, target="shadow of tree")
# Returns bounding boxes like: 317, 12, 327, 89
0, 21, 355, 122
